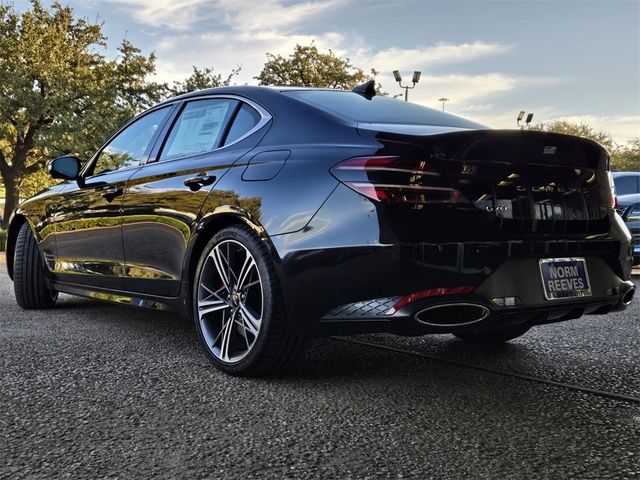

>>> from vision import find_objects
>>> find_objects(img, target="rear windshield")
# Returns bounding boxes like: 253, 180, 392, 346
282, 90, 484, 129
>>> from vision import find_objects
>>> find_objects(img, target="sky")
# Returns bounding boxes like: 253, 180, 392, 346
12, 0, 640, 143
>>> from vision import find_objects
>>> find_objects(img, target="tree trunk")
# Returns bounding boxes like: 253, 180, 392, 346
1, 173, 21, 228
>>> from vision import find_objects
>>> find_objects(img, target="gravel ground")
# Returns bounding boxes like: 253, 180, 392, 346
1, 261, 639, 479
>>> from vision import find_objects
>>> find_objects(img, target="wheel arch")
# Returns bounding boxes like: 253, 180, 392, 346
183, 207, 278, 303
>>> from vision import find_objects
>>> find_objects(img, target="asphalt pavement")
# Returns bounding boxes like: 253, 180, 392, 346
0, 259, 638, 479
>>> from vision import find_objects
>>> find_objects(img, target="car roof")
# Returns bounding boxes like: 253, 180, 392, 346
160, 85, 345, 104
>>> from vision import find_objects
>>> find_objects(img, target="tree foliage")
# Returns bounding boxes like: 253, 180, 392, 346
0, 0, 164, 224
256, 43, 369, 89
168, 65, 241, 97
530, 120, 639, 172
613, 138, 640, 172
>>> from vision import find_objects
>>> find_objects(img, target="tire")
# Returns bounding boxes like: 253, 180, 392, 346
13, 223, 58, 309
454, 325, 530, 344
193, 224, 306, 376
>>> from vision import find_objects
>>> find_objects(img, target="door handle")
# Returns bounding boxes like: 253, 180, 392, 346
100, 187, 123, 202
184, 175, 216, 191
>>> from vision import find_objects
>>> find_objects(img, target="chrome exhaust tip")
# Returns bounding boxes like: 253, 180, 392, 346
414, 303, 490, 327
622, 286, 635, 306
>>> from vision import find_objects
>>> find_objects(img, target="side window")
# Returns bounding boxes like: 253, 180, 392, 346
615, 176, 636, 196
92, 106, 171, 176
159, 99, 238, 161
224, 103, 261, 146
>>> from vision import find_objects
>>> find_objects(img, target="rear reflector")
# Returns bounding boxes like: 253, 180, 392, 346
331, 156, 467, 206
387, 286, 476, 314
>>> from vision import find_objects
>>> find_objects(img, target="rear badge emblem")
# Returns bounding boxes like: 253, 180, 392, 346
474, 200, 513, 218
543, 146, 557, 155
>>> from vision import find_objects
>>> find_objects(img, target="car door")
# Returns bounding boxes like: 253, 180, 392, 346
52, 106, 173, 289
121, 97, 270, 296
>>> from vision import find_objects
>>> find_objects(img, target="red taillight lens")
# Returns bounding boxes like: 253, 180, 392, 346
387, 286, 476, 314
607, 171, 617, 210
331, 156, 467, 206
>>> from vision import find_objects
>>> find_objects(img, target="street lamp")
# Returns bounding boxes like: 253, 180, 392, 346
393, 70, 421, 102
517, 111, 534, 129
437, 97, 449, 112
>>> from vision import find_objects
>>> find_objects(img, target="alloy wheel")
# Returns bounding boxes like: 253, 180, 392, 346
197, 239, 264, 363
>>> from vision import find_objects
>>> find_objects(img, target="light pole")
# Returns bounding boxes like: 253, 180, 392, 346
517, 111, 534, 129
393, 70, 421, 102
438, 97, 449, 112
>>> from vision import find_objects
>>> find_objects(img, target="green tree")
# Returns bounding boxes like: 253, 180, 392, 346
530, 120, 615, 150
168, 65, 241, 96
256, 43, 369, 89
612, 138, 640, 172
0, 1, 164, 225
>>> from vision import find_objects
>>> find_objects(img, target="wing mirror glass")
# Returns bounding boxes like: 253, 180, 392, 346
49, 155, 81, 180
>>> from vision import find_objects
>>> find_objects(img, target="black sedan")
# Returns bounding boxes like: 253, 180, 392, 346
617, 193, 640, 265
5, 83, 636, 375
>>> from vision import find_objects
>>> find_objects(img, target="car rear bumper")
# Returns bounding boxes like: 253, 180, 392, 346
269, 184, 634, 336
314, 261, 635, 336
270, 236, 634, 335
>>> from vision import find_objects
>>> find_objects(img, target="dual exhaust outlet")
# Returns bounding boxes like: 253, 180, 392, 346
414, 303, 490, 327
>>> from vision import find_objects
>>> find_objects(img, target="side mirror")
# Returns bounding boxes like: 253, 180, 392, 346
48, 155, 81, 180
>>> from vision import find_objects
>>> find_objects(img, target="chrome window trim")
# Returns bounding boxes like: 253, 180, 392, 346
80, 93, 271, 176
152, 94, 272, 164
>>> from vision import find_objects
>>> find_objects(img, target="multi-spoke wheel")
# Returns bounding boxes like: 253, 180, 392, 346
193, 225, 306, 376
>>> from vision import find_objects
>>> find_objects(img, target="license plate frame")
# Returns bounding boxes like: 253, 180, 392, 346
539, 257, 592, 301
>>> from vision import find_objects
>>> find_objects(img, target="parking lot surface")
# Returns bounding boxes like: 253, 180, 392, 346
1, 261, 638, 479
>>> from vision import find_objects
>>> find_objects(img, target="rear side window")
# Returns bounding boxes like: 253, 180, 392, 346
160, 99, 238, 161
224, 104, 261, 145
615, 175, 639, 195
282, 90, 485, 129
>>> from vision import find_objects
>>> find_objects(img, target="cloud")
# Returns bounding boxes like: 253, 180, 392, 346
152, 30, 346, 84
108, 0, 340, 31
108, 0, 213, 30
362, 42, 511, 71
216, 0, 342, 33
383, 73, 559, 111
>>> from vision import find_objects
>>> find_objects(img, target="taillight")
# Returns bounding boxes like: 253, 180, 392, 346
330, 156, 467, 206
607, 171, 617, 210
